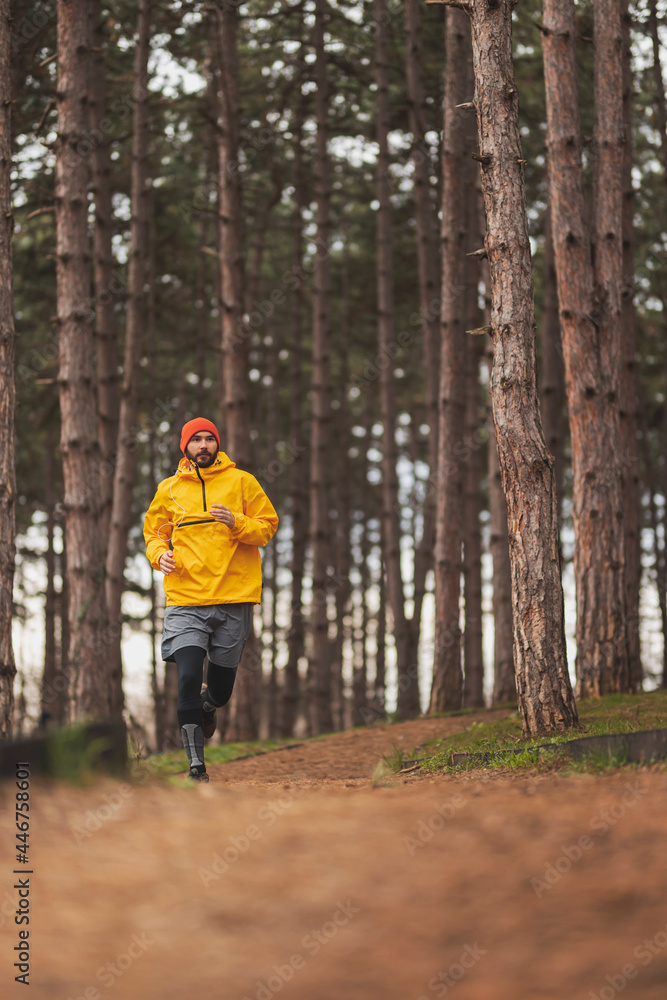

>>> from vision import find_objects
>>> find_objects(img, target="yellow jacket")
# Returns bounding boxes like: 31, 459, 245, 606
143, 452, 278, 606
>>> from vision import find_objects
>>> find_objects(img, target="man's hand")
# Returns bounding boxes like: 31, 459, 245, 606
210, 504, 235, 528
159, 551, 176, 575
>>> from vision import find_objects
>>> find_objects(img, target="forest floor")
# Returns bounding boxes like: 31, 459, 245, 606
2, 705, 667, 1000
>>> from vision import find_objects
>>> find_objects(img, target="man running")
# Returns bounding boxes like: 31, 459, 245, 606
144, 417, 278, 781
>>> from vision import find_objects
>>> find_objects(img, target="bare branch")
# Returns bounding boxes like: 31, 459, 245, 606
424, 0, 471, 9
26, 205, 55, 220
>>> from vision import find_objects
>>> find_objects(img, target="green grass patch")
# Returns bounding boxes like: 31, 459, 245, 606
45, 722, 118, 785
133, 736, 298, 780
418, 689, 667, 776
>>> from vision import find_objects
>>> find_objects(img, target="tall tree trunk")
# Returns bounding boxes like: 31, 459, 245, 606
488, 384, 515, 704
0, 0, 16, 737
330, 240, 353, 731
217, 1, 248, 470
41, 432, 67, 727
264, 320, 280, 739
648, 0, 667, 687
56, 0, 110, 719
307, 0, 334, 735
281, 69, 308, 738
105, 0, 151, 720
405, 0, 439, 650
194, 103, 217, 413
462, 184, 485, 709
43, 459, 58, 721
463, 337, 484, 709
353, 511, 371, 725
216, 1, 258, 740
146, 429, 165, 750
375, 557, 387, 717
89, 0, 119, 553
542, 0, 630, 697
431, 9, 471, 713
246, 177, 282, 475
266, 542, 279, 739
540, 207, 565, 525
59, 521, 70, 710
620, 0, 641, 690
376, 0, 418, 721
482, 262, 515, 707
460, 0, 578, 734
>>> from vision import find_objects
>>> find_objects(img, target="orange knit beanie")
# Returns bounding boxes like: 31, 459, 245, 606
180, 417, 220, 455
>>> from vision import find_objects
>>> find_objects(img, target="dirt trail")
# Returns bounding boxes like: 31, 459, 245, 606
2, 712, 667, 1000
208, 710, 509, 787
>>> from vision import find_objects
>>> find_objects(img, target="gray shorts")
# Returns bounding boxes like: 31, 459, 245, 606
161, 603, 253, 667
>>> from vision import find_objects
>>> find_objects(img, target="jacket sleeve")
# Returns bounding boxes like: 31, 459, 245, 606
143, 482, 173, 570
229, 475, 279, 547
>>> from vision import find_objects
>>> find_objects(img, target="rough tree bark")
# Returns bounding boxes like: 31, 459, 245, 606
430, 8, 470, 713
462, 179, 485, 709
0, 0, 16, 737
375, 0, 419, 720
483, 264, 515, 707
307, 0, 334, 735
56, 0, 110, 719
540, 208, 565, 524
89, 0, 119, 553
542, 0, 630, 696
449, 0, 578, 734
105, 0, 151, 720
463, 335, 485, 709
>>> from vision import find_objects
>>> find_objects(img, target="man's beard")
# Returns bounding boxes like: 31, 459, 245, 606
191, 451, 215, 467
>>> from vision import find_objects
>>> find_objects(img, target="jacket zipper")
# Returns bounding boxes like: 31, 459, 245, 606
194, 465, 207, 511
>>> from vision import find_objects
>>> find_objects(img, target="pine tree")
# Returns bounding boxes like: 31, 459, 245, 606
460, 0, 578, 733
56, 0, 111, 719
0, 0, 16, 737
542, 0, 631, 696
307, 0, 334, 735
105, 0, 152, 719
431, 8, 471, 713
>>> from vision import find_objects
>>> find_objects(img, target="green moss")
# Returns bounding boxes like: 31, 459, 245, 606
418, 690, 667, 776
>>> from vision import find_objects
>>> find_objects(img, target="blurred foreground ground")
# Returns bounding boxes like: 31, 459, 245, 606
1, 712, 667, 999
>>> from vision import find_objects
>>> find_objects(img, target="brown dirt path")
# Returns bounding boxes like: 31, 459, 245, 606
208, 709, 512, 786
2, 712, 667, 1000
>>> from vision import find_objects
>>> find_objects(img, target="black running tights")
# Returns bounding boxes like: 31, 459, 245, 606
174, 645, 237, 726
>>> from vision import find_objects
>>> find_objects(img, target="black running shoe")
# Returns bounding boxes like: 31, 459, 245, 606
200, 684, 217, 739
189, 767, 209, 782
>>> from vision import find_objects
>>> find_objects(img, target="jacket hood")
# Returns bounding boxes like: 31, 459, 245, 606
176, 451, 236, 478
